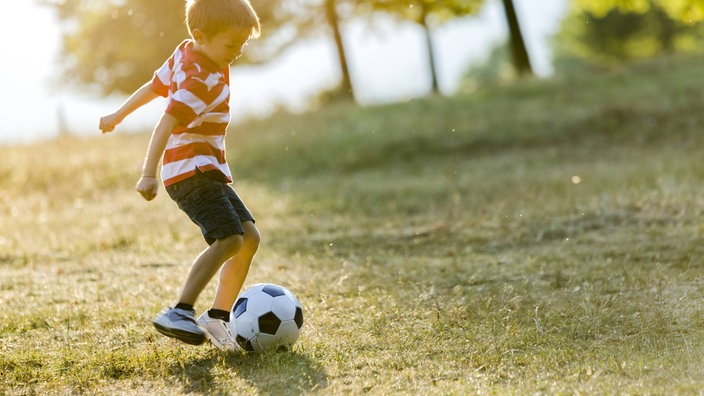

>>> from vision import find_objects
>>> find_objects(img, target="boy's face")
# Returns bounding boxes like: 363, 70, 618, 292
193, 27, 250, 69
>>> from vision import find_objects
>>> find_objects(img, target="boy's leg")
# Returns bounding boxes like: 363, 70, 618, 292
196, 222, 259, 350
178, 233, 244, 305
212, 221, 261, 311
153, 234, 243, 345
158, 176, 254, 347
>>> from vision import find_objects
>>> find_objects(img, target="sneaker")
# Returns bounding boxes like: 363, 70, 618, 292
197, 311, 238, 351
152, 307, 206, 346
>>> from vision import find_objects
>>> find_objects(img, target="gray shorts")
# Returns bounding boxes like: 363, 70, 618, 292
165, 171, 255, 245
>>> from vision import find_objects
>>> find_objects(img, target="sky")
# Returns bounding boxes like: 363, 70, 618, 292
0, 0, 568, 145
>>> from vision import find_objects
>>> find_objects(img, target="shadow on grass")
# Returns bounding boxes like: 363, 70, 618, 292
168, 349, 328, 394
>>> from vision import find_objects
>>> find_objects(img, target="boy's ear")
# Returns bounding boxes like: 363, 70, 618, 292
191, 28, 208, 44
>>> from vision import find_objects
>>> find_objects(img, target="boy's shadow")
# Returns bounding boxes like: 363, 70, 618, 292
168, 349, 328, 394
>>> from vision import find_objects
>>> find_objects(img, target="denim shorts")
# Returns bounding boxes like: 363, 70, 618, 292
165, 171, 255, 245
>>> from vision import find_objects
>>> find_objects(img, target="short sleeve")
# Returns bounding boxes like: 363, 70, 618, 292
150, 56, 173, 98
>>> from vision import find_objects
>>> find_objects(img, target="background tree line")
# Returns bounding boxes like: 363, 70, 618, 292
555, 0, 704, 69
43, 0, 704, 104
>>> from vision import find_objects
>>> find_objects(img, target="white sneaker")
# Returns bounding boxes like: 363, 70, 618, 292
197, 311, 238, 351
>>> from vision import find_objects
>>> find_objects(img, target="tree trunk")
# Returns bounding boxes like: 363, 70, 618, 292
421, 10, 440, 95
325, 0, 355, 100
501, 0, 533, 76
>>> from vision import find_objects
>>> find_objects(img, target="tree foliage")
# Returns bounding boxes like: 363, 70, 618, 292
573, 0, 704, 23
241, 0, 323, 62
44, 0, 186, 94
356, 0, 481, 24
554, 0, 704, 68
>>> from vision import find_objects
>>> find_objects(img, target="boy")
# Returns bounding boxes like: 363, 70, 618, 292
99, 0, 261, 351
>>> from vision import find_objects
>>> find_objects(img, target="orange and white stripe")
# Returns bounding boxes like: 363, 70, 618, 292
150, 40, 232, 187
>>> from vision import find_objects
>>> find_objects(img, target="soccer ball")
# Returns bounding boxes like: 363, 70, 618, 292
231, 283, 304, 352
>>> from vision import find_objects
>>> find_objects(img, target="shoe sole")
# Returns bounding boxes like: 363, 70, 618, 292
153, 322, 206, 346
197, 320, 226, 350
202, 331, 234, 351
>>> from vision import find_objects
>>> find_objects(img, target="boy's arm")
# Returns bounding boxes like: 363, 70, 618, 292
135, 113, 178, 201
99, 82, 160, 133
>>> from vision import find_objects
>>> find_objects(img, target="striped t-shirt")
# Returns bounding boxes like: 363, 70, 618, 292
151, 40, 232, 187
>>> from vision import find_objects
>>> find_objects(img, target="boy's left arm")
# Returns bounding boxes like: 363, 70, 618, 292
100, 82, 160, 134
135, 113, 178, 201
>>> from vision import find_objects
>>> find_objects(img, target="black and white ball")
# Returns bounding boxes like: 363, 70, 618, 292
231, 283, 304, 352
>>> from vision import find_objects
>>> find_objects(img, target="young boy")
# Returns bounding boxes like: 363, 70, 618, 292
99, 0, 261, 351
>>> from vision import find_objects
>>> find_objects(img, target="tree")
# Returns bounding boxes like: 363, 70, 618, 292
501, 0, 532, 76
572, 0, 704, 23
555, 0, 704, 68
43, 0, 186, 94
325, 0, 355, 100
357, 0, 484, 95
657, 0, 704, 23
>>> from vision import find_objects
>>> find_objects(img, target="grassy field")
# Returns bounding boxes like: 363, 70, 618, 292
2, 54, 704, 395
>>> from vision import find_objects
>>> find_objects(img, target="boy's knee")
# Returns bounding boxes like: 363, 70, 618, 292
216, 234, 243, 256
243, 223, 261, 251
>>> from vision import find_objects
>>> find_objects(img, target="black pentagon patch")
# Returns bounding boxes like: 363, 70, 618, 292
258, 312, 282, 334
232, 298, 248, 318
236, 335, 254, 352
261, 284, 285, 297
294, 307, 304, 329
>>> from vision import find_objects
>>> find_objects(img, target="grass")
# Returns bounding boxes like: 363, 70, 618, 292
2, 54, 704, 394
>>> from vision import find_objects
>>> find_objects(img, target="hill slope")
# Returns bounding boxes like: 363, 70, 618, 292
1, 55, 703, 394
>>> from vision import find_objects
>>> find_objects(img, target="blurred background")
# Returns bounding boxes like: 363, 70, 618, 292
1, 0, 703, 145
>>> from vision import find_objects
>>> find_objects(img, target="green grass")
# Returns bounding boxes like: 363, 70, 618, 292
2, 54, 704, 394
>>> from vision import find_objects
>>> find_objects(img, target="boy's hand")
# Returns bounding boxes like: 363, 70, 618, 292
99, 113, 122, 134
135, 176, 159, 201
99, 82, 160, 134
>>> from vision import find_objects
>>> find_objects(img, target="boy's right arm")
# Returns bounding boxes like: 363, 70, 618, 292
99, 82, 160, 133
135, 113, 178, 201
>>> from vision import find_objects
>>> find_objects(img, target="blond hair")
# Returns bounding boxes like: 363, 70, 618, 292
186, 0, 260, 39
